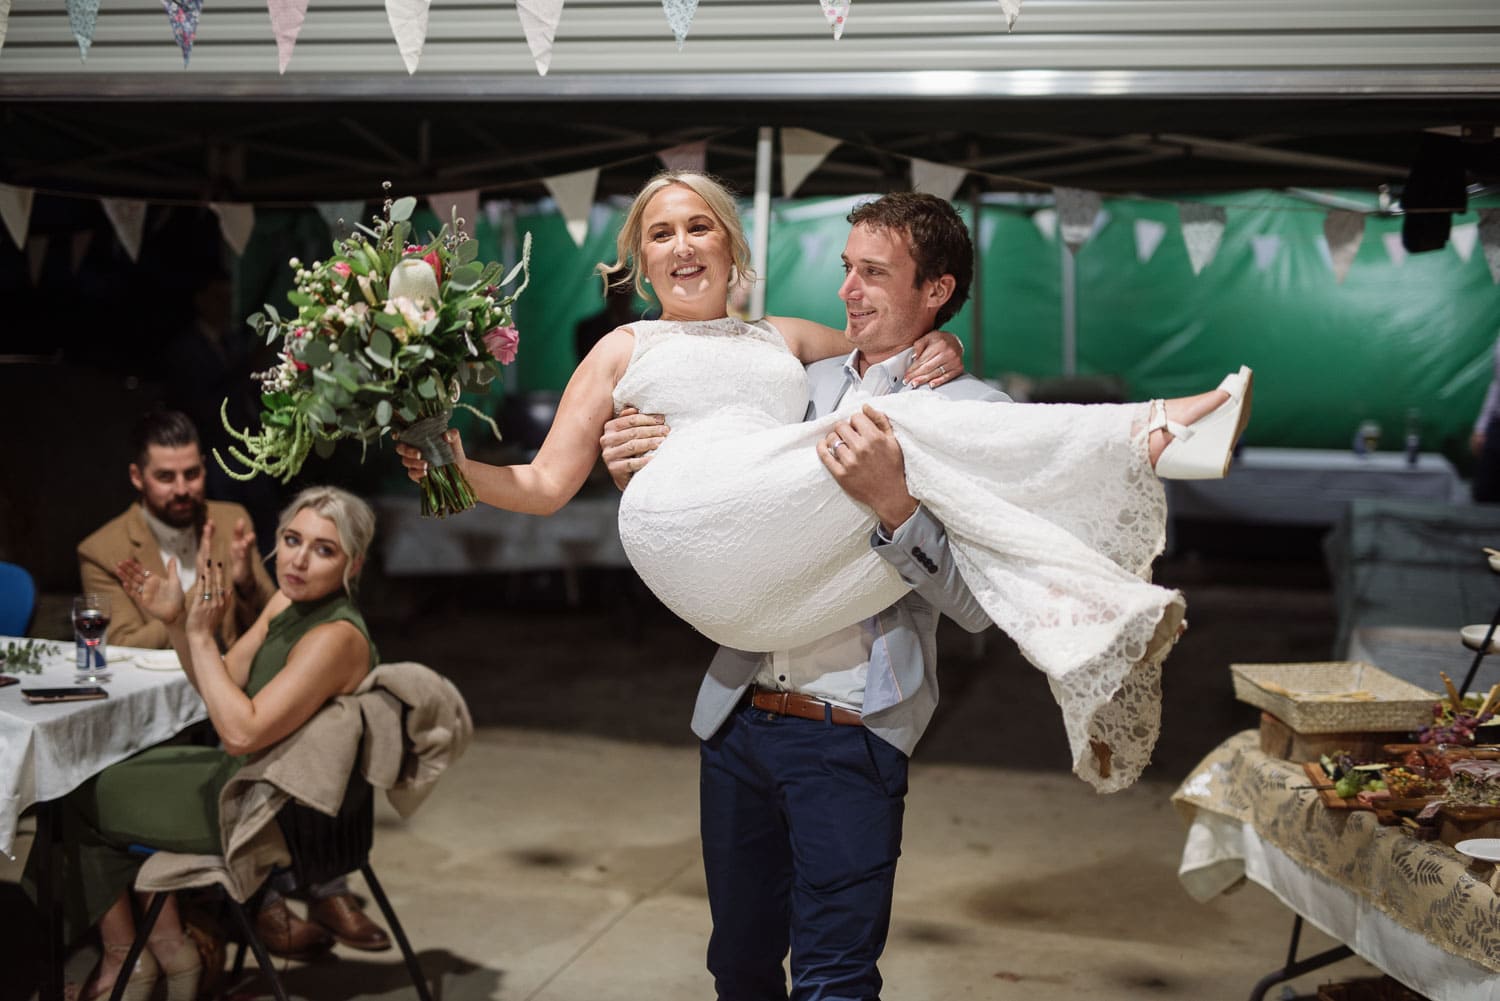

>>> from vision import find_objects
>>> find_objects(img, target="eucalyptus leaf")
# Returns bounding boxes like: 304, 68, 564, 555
399, 403, 417, 422
308, 398, 337, 426
314, 438, 337, 459
375, 400, 393, 426
301, 337, 333, 367
365, 346, 393, 369
390, 197, 417, 222
418, 376, 438, 399
456, 239, 479, 265
449, 263, 483, 290
345, 250, 370, 277
287, 291, 315, 308
372, 311, 403, 332
371, 329, 394, 358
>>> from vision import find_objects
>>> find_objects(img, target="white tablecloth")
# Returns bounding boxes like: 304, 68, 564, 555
0, 638, 205, 858
1166, 448, 1465, 526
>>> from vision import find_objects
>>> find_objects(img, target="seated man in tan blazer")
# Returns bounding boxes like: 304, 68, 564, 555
78, 409, 393, 956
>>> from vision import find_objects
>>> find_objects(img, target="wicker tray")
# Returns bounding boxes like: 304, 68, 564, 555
1231, 661, 1437, 734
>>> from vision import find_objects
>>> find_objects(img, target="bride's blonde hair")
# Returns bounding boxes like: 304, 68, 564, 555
596, 171, 754, 306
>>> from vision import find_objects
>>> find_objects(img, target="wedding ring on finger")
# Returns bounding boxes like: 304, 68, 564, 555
938, 364, 947, 376
830, 439, 845, 454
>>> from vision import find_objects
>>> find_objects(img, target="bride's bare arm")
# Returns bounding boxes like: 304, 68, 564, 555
398, 329, 635, 515
765, 315, 964, 386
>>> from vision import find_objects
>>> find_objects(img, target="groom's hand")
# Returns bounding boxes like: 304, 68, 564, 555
601, 407, 669, 491
819, 404, 920, 533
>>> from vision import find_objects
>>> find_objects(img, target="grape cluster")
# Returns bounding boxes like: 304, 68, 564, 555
1416, 701, 1494, 746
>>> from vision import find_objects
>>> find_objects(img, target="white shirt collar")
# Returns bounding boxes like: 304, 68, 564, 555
840, 346, 917, 399
140, 503, 200, 588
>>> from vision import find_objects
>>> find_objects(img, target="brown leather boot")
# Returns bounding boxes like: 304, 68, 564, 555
252, 897, 334, 960
307, 892, 392, 952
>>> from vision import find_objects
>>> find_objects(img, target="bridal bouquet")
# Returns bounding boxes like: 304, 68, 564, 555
218, 192, 530, 517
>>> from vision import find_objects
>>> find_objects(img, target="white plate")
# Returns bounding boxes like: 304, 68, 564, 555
132, 650, 182, 671
1455, 838, 1500, 863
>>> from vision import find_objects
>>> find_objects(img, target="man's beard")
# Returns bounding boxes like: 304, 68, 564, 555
148, 495, 206, 529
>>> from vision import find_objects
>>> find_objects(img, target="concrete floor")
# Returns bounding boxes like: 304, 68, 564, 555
4, 534, 1399, 1000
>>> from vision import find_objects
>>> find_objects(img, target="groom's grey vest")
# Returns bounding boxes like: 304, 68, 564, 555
689, 356, 1009, 755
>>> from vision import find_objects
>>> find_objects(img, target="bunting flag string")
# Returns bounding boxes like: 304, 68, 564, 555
1481, 209, 1500, 285
160, 0, 204, 66
998, 0, 1022, 31
0, 0, 11, 53
1250, 234, 1281, 272
266, 0, 310, 74
385, 0, 431, 74
1055, 187, 1102, 254
1031, 208, 1057, 241
427, 189, 480, 232
1178, 203, 1227, 275
780, 128, 840, 199
0, 183, 34, 249
1133, 218, 1166, 264
819, 0, 850, 39
66, 0, 101, 59
517, 0, 564, 76
1324, 209, 1365, 283
1451, 220, 1479, 263
658, 141, 707, 173
910, 158, 968, 202
544, 167, 600, 246
211, 202, 256, 255
101, 198, 148, 262
661, 0, 698, 49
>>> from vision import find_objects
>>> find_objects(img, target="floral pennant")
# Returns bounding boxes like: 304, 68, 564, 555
211, 202, 255, 255
0, 0, 11, 53
780, 128, 840, 197
998, 0, 1022, 30
1323, 209, 1365, 283
160, 0, 203, 66
910, 158, 967, 202
1480, 209, 1500, 284
543, 167, 599, 247
658, 141, 707, 173
819, 0, 850, 39
0, 183, 33, 248
1178, 202, 1227, 275
1054, 187, 1102, 254
101, 198, 148, 262
1382, 231, 1408, 268
1251, 233, 1281, 272
315, 200, 365, 238
1451, 220, 1479, 263
25, 236, 47, 285
661, 0, 698, 48
266, 0, 309, 73
66, 0, 101, 59
1031, 208, 1056, 241
1133, 218, 1166, 264
385, 0, 431, 74
427, 189, 479, 231
516, 0, 563, 76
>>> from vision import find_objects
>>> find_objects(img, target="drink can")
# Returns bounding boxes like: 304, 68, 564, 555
75, 631, 106, 671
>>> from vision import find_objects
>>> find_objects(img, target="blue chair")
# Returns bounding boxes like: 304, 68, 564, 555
0, 562, 36, 636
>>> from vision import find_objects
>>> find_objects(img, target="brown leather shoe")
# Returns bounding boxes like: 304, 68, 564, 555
307, 892, 392, 952
252, 897, 334, 960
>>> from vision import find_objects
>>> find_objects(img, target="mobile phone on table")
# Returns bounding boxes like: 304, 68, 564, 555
22, 686, 108, 703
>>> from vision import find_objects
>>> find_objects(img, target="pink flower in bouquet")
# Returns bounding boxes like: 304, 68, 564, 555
331, 261, 351, 278
483, 325, 520, 364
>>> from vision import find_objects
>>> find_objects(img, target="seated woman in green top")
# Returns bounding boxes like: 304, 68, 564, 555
29, 486, 379, 1001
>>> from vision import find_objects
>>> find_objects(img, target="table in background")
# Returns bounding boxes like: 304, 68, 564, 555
1174, 731, 1500, 1001
375, 493, 626, 575
0, 638, 205, 1001
1166, 448, 1465, 527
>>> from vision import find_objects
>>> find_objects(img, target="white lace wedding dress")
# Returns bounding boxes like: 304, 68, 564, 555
613, 318, 1185, 791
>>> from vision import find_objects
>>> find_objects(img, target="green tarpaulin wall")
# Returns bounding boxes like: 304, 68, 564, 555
367, 192, 1500, 465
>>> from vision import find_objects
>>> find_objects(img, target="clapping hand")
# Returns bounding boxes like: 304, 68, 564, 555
184, 549, 230, 639
115, 557, 185, 626
229, 517, 258, 595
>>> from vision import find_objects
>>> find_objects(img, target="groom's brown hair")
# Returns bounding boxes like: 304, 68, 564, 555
847, 193, 973, 327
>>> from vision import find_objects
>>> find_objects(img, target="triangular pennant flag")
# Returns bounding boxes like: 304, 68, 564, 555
543, 167, 599, 247
160, 0, 203, 66
1451, 220, 1479, 263
516, 0, 563, 76
780, 128, 840, 198
1251, 234, 1281, 272
658, 141, 707, 173
25, 236, 47, 286
819, 0, 850, 39
998, 0, 1021, 30
266, 0, 309, 73
428, 190, 479, 232
0, 183, 34, 249
1178, 202, 1227, 275
1031, 208, 1056, 241
70, 230, 93, 273
1054, 187, 1102, 254
910, 158, 968, 202
101, 198, 148, 263
1324, 209, 1365, 283
1480, 209, 1500, 284
661, 0, 698, 48
385, 0, 431, 74
1133, 218, 1166, 264
211, 203, 255, 255
1, 0, 12, 53
1382, 231, 1408, 268
316, 200, 365, 238
66, 0, 101, 59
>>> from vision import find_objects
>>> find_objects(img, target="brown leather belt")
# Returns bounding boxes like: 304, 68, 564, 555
749, 687, 863, 727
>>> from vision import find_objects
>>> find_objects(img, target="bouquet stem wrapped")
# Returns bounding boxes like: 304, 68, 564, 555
216, 190, 529, 517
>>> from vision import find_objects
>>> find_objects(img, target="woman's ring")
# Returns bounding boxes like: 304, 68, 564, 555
201, 594, 211, 602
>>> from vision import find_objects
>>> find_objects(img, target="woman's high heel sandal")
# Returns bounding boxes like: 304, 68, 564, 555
150, 933, 204, 1001
68, 944, 159, 1001
1150, 366, 1254, 480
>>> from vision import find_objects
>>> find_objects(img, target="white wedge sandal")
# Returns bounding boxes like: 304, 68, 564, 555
1149, 366, 1254, 480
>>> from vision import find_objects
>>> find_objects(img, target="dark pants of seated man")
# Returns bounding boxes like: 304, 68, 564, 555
699, 701, 909, 1001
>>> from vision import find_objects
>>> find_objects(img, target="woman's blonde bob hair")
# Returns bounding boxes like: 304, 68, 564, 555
274, 486, 376, 596
595, 170, 754, 305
